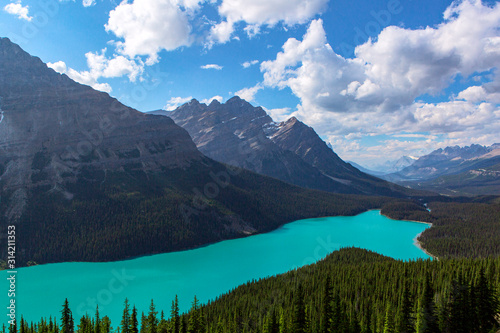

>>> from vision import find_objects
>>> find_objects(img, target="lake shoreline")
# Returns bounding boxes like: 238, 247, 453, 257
13, 208, 434, 270
16, 209, 379, 269
413, 234, 438, 260
2, 209, 432, 325
379, 211, 437, 260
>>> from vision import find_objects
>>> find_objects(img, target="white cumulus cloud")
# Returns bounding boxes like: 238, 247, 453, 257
4, 1, 32, 21
164, 96, 193, 110
47, 50, 145, 93
258, 1, 500, 163
235, 84, 263, 102
262, 0, 500, 115
201, 64, 223, 70
201, 95, 224, 104
105, 0, 199, 64
263, 107, 291, 122
82, 0, 96, 7
208, 0, 327, 45
48, 60, 113, 93
242, 60, 259, 68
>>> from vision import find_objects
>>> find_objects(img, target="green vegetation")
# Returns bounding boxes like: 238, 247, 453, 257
2, 161, 390, 266
381, 199, 500, 258
6, 248, 499, 333
411, 162, 500, 196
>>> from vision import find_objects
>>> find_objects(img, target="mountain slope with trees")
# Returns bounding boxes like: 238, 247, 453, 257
0, 37, 395, 266
161, 98, 415, 197
9, 247, 500, 333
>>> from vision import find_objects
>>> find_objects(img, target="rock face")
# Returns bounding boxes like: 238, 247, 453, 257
0, 38, 393, 266
167, 97, 408, 196
0, 38, 203, 221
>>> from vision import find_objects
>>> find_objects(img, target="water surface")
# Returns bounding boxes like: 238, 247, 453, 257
1, 210, 430, 324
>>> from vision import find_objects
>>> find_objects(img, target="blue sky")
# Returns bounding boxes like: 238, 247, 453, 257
1, 0, 499, 166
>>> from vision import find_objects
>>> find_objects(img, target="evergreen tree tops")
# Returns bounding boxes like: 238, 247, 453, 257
5, 248, 500, 333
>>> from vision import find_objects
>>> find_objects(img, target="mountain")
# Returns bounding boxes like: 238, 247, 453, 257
347, 161, 387, 177
385, 144, 500, 181
154, 101, 352, 193
351, 156, 418, 176
164, 98, 412, 197
390, 155, 418, 173
0, 37, 389, 266
417, 162, 500, 196
384, 144, 500, 195
0, 38, 203, 220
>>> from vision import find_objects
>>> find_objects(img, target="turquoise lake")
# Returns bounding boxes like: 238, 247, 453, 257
1, 210, 431, 325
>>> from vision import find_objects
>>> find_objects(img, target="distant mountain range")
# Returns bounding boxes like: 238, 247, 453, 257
385, 144, 500, 195
347, 156, 418, 176
347, 161, 387, 177
151, 98, 412, 197
0, 37, 398, 266
386, 156, 419, 173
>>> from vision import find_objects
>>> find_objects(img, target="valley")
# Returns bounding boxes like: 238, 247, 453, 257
1, 1, 500, 330
0, 210, 430, 325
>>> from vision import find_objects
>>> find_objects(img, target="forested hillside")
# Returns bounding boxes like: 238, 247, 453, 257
6, 164, 390, 266
8, 248, 500, 333
381, 199, 500, 258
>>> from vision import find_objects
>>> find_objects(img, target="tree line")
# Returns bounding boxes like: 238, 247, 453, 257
4, 248, 499, 333
381, 199, 500, 258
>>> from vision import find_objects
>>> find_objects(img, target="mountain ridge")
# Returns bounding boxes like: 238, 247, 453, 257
164, 97, 417, 197
384, 143, 500, 195
0, 37, 393, 266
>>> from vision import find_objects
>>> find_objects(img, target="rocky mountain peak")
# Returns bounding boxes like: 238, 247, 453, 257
226, 95, 244, 104
208, 99, 221, 107
285, 116, 299, 125
168, 98, 406, 197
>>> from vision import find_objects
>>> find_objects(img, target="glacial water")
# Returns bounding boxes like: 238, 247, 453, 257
1, 210, 431, 325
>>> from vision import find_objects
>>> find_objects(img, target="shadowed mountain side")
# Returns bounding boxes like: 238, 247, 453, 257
0, 37, 391, 265
164, 97, 417, 197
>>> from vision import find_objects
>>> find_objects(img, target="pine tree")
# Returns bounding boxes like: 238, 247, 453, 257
49, 317, 54, 333
170, 295, 180, 333
398, 280, 414, 333
416, 275, 439, 333
215, 316, 224, 333
263, 310, 279, 333
139, 313, 147, 333
475, 267, 499, 332
8, 319, 16, 333
130, 306, 138, 333
100, 317, 111, 333
121, 299, 131, 333
278, 308, 286, 333
94, 306, 100, 333
18, 318, 24, 333
321, 277, 333, 333
362, 304, 372, 333
77, 315, 92, 333
158, 311, 167, 333
446, 273, 470, 333
179, 317, 187, 333
349, 310, 361, 333
147, 300, 158, 333
187, 296, 201, 333
292, 284, 306, 333
383, 303, 395, 333
60, 299, 74, 333
331, 293, 345, 333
